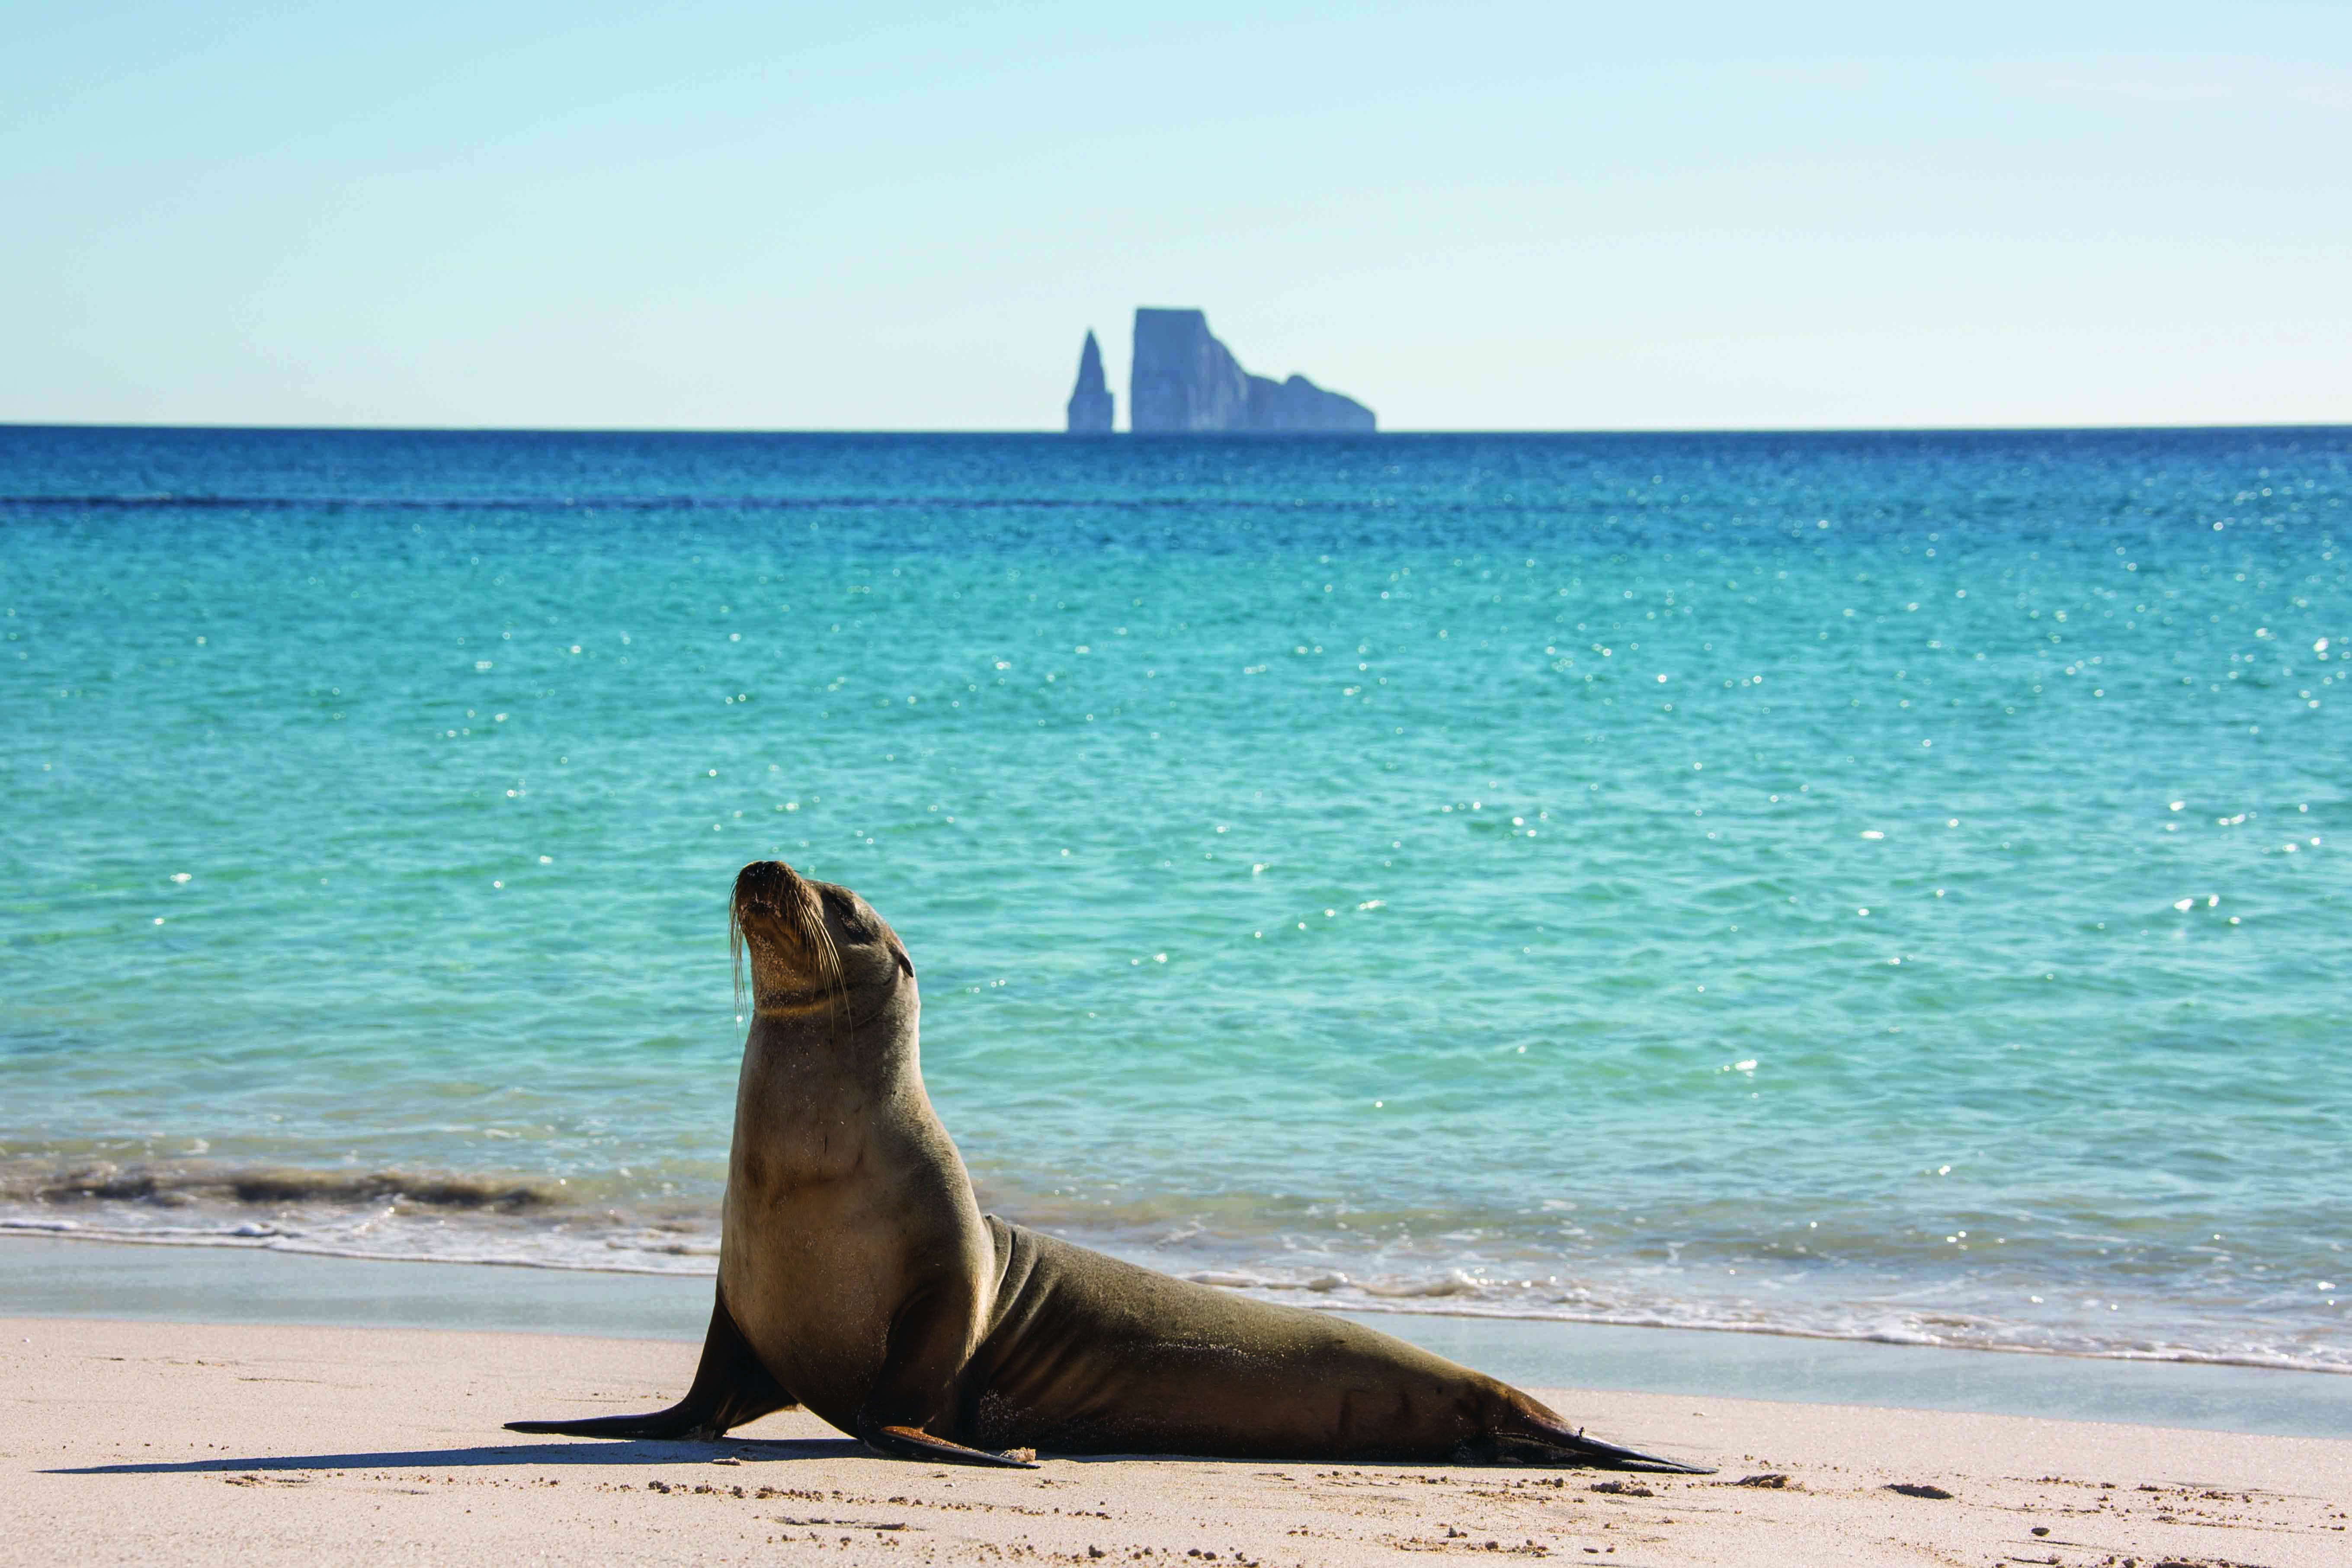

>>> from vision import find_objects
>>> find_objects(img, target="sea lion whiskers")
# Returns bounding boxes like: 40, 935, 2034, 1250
730, 862, 848, 1022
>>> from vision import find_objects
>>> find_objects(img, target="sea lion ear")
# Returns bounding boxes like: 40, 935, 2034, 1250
891, 942, 914, 979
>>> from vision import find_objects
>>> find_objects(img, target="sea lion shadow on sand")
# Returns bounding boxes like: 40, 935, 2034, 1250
508, 861, 1711, 1476
47, 1437, 861, 1477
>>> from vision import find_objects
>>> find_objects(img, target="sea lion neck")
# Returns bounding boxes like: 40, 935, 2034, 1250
742, 968, 920, 1086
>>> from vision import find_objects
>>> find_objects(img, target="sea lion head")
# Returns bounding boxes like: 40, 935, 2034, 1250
730, 860, 914, 1021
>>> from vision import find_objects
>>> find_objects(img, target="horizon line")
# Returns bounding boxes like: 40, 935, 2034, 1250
6, 419, 2350, 439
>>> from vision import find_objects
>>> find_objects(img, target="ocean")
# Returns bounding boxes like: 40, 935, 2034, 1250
3, 424, 2345, 1375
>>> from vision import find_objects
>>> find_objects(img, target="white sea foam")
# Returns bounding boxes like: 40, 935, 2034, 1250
9, 1192, 2346, 1376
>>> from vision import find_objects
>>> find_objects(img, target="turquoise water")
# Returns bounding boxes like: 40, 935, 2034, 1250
3, 426, 2346, 1371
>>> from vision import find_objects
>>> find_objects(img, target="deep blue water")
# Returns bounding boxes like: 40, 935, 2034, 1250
3, 425, 2346, 1370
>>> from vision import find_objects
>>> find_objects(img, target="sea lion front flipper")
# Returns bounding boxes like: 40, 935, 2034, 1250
859, 1422, 1040, 1469
506, 1286, 795, 1440
850, 1283, 1038, 1469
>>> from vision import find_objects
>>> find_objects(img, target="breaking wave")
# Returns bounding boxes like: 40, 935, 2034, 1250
6, 1157, 2347, 1377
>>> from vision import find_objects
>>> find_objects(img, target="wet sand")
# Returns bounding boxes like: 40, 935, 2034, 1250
6, 1315, 2347, 1566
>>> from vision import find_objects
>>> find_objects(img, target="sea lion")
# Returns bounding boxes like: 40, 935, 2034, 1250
509, 860, 1706, 1472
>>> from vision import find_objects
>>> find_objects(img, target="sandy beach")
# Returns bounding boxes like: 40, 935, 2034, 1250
6, 1315, 2346, 1567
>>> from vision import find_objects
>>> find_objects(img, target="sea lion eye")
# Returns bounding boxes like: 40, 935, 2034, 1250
822, 888, 882, 943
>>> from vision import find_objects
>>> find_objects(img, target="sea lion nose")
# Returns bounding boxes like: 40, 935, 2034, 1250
733, 859, 801, 909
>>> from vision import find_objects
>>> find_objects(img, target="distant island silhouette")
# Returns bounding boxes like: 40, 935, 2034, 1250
1066, 330, 1114, 433
1065, 309, 1374, 433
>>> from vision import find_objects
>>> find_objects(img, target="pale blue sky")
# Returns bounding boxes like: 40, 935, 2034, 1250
6, 3, 2349, 430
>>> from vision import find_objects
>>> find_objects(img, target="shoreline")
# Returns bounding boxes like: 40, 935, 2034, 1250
6, 1314, 2348, 1568
8, 1219, 2346, 1380
8, 1234, 2351, 1442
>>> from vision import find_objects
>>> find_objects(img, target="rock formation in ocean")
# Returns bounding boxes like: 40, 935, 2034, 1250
1242, 371, 1375, 432
1065, 330, 1114, 433
1128, 308, 1373, 433
1128, 309, 1248, 431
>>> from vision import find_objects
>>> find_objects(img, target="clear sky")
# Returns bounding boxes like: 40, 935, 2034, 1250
6, 3, 2350, 430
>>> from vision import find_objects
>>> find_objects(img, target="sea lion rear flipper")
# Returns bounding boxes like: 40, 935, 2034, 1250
1491, 1424, 1714, 1474
506, 1287, 794, 1441
1484, 1388, 1713, 1473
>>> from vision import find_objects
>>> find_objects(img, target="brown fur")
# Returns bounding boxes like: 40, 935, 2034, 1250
512, 861, 1707, 1475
